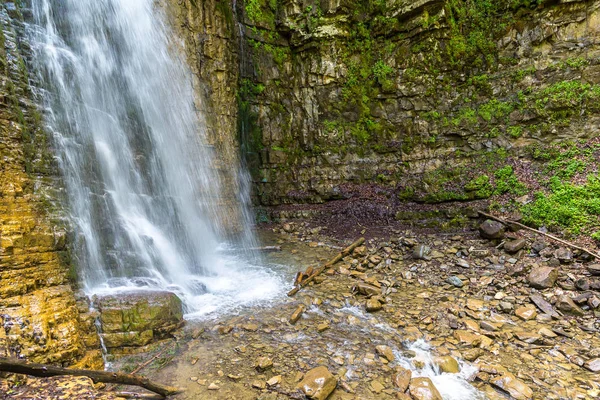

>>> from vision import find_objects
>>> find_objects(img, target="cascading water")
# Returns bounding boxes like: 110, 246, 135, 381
27, 0, 283, 317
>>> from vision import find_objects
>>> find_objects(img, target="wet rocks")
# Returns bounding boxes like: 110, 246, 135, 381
297, 366, 337, 400
435, 356, 460, 373
392, 366, 411, 391
255, 357, 273, 372
479, 220, 505, 239
527, 267, 557, 289
409, 377, 442, 400
375, 345, 395, 362
366, 298, 383, 312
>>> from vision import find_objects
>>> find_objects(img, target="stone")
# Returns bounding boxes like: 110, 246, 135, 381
453, 330, 481, 347
392, 366, 411, 391
531, 241, 547, 254
490, 373, 533, 400
412, 245, 431, 260
352, 282, 381, 296
529, 294, 560, 318
527, 267, 558, 289
435, 356, 460, 373
515, 306, 537, 321
446, 276, 464, 288
588, 264, 600, 276
409, 377, 443, 400
267, 375, 282, 386
376, 345, 395, 362
366, 298, 383, 312
353, 246, 367, 257
255, 357, 273, 371
504, 239, 526, 254
555, 248, 573, 264
584, 358, 600, 372
370, 380, 385, 394
514, 331, 541, 344
479, 220, 505, 240
462, 348, 483, 361
556, 295, 584, 316
207, 382, 220, 390
297, 366, 337, 400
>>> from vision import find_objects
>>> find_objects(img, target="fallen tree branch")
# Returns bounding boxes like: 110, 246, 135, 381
477, 210, 600, 260
288, 237, 365, 296
0, 358, 183, 398
110, 393, 164, 399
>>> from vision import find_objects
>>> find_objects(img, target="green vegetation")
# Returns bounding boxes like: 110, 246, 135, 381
493, 166, 526, 195
522, 176, 600, 235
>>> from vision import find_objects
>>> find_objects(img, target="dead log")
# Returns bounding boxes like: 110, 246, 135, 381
0, 358, 183, 398
477, 210, 600, 260
288, 237, 365, 296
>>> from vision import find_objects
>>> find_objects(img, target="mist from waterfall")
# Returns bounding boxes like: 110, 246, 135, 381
28, 0, 283, 317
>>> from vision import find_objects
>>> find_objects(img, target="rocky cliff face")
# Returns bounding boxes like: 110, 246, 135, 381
235, 0, 600, 208
0, 2, 100, 368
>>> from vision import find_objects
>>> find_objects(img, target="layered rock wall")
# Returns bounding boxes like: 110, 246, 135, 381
233, 0, 600, 206
0, 2, 100, 368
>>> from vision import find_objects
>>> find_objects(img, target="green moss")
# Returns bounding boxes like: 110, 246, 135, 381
507, 126, 522, 138
494, 165, 526, 195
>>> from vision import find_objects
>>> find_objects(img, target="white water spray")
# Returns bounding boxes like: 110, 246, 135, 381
28, 0, 282, 316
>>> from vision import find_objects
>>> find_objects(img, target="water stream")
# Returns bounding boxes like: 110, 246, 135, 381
27, 0, 283, 317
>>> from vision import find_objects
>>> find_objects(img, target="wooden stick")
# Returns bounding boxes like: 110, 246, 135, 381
477, 210, 600, 259
0, 358, 183, 398
110, 393, 164, 399
288, 237, 365, 296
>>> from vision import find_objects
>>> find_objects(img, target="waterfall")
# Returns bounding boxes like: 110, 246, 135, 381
27, 0, 283, 317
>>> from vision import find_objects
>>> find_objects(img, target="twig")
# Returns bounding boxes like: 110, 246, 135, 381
288, 237, 365, 296
131, 342, 177, 376
477, 210, 600, 259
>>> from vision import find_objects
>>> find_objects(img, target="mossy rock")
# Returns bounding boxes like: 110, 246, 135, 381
94, 291, 184, 346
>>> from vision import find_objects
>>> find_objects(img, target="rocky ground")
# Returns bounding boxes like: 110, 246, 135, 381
3, 216, 600, 399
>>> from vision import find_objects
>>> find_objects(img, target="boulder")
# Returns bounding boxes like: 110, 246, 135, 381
297, 366, 337, 400
435, 356, 460, 373
527, 267, 558, 289
479, 220, 505, 240
409, 377, 442, 400
93, 291, 183, 349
